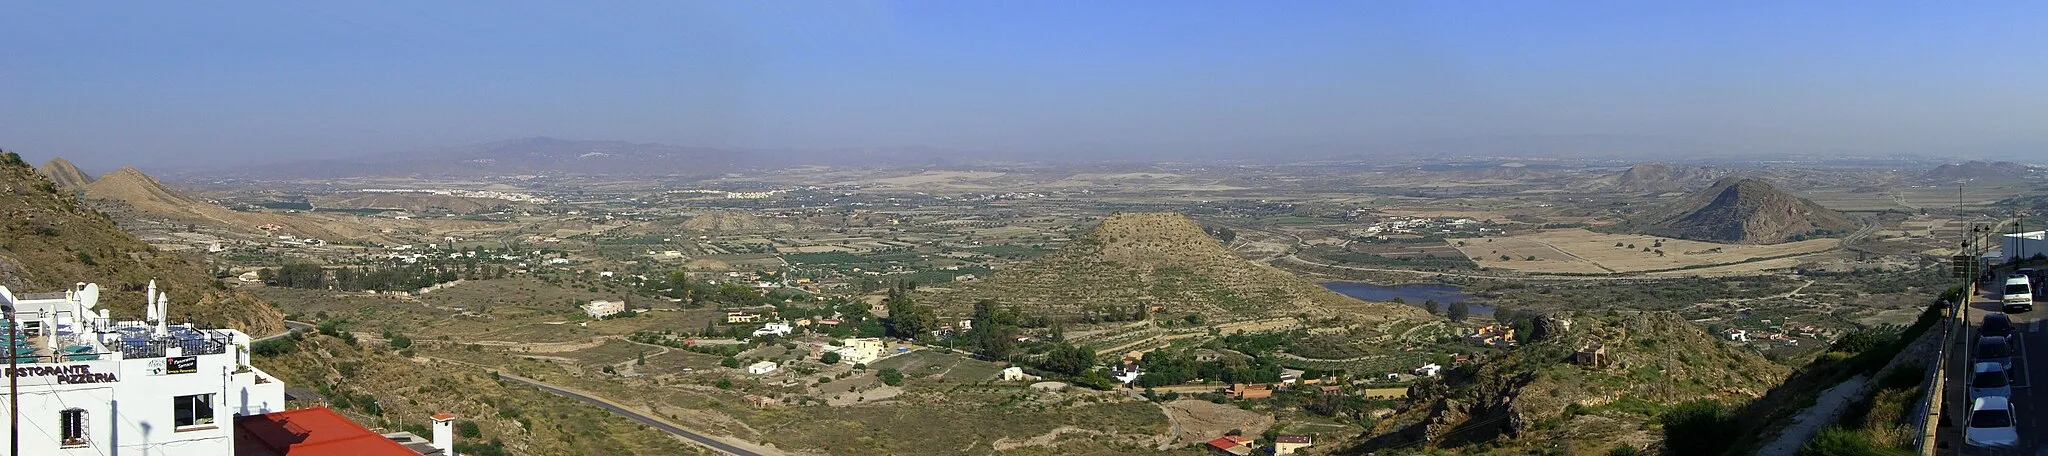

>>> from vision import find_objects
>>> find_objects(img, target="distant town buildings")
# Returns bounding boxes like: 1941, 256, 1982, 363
747, 361, 779, 375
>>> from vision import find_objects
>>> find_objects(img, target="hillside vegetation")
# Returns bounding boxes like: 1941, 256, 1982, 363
1619, 177, 1858, 244
929, 212, 1424, 323
0, 152, 283, 334
1358, 312, 1789, 455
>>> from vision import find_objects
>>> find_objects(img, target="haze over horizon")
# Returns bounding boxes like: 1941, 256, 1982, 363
5, 1, 2045, 171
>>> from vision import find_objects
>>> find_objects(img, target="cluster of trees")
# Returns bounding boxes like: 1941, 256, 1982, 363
883, 283, 938, 341
261, 261, 510, 292
1413, 298, 1473, 322
1131, 349, 1283, 388
636, 270, 807, 309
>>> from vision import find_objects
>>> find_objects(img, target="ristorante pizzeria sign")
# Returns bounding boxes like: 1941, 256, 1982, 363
5, 365, 118, 384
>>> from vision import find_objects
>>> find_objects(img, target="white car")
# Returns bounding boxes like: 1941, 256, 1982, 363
1967, 396, 2019, 448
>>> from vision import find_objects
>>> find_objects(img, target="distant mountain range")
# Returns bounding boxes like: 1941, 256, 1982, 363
203, 137, 1011, 179
174, 135, 2030, 180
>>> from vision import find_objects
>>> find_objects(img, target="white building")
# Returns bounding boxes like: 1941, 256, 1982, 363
833, 338, 886, 365
0, 281, 291, 455
582, 300, 625, 319
747, 361, 779, 375
1414, 363, 1443, 377
751, 322, 793, 337
999, 366, 1037, 382
2002, 231, 2048, 263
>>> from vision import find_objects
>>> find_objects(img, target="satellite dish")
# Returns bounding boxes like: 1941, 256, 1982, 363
79, 283, 99, 310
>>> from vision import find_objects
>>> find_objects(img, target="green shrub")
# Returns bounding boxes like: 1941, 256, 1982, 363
1797, 426, 1913, 456
1660, 399, 1733, 456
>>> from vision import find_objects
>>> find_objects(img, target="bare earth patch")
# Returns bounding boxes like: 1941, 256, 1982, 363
1159, 399, 1274, 447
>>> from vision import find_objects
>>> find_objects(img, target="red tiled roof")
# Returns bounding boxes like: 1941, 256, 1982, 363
1207, 437, 1243, 450
235, 407, 419, 456
432, 412, 456, 421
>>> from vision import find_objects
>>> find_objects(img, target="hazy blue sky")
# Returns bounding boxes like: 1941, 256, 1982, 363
4, 1, 2044, 169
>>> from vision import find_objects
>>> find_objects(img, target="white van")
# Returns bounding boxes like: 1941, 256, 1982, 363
2001, 275, 2033, 313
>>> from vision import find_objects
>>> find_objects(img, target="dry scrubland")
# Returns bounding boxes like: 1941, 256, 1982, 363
1453, 228, 1838, 274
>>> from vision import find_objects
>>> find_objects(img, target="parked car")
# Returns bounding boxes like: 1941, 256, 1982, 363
1976, 336, 2014, 372
1971, 362, 2012, 402
1981, 312, 2014, 339
1967, 396, 2020, 448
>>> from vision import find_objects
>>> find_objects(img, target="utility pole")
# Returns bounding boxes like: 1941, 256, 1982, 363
8, 305, 17, 456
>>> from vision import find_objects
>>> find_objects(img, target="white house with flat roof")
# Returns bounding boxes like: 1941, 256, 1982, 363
582, 300, 625, 319
834, 338, 885, 365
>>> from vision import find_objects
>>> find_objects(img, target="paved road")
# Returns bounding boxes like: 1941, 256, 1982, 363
1953, 284, 2048, 455
253, 320, 313, 343
490, 371, 763, 456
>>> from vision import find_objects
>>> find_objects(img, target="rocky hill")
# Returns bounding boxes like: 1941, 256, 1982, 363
1357, 312, 1789, 453
1921, 160, 2039, 181
1620, 177, 1858, 244
0, 152, 283, 334
82, 166, 345, 240
35, 157, 92, 190
927, 212, 1424, 323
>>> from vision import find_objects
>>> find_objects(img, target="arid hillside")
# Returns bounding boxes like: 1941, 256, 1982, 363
0, 152, 283, 334
83, 165, 348, 240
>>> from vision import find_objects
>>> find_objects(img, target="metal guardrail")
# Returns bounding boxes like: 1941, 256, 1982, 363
1912, 297, 1961, 454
